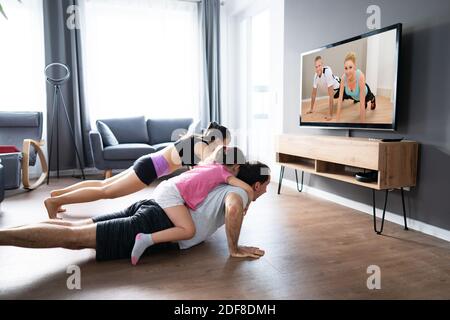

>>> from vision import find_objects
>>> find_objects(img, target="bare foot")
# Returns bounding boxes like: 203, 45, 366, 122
325, 116, 333, 121
50, 190, 63, 197
44, 198, 60, 219
49, 191, 66, 212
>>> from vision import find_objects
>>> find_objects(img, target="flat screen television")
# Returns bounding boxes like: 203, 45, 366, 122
299, 23, 402, 130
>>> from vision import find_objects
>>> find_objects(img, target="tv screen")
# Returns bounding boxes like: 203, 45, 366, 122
299, 23, 401, 130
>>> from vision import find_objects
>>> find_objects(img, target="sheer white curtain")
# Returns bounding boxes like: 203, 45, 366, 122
0, 0, 46, 112
79, 0, 201, 125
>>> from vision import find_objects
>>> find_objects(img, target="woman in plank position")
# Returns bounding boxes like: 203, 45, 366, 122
44, 122, 231, 219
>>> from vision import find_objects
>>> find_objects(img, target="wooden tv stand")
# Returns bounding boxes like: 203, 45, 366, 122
275, 134, 419, 234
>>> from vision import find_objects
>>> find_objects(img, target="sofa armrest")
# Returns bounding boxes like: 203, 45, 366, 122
89, 130, 106, 170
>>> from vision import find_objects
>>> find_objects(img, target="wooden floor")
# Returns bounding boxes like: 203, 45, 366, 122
0, 177, 449, 299
301, 95, 393, 124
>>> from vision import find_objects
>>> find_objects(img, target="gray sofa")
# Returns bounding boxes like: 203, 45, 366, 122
89, 116, 196, 177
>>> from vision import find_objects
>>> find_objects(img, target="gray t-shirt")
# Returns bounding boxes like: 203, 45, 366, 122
178, 185, 249, 250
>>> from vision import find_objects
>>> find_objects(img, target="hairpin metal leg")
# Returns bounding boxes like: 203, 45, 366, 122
372, 188, 409, 234
277, 166, 285, 195
295, 170, 304, 192
401, 187, 408, 230
373, 189, 388, 235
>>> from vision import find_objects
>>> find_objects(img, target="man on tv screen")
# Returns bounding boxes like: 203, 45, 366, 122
307, 56, 347, 120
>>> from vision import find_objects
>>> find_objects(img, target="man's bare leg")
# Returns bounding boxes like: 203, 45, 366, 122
0, 224, 96, 249
39, 219, 95, 227
9, 219, 95, 229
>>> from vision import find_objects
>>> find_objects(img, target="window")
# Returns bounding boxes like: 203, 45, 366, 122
0, 0, 46, 112
249, 9, 270, 120
246, 9, 271, 164
231, 7, 272, 164
79, 0, 201, 124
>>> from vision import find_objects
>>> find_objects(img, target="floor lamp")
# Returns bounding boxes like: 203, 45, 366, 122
45, 62, 86, 184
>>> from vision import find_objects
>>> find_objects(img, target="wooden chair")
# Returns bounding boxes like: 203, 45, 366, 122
21, 139, 48, 189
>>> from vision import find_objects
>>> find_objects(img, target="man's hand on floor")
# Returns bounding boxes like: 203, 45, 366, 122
230, 246, 265, 259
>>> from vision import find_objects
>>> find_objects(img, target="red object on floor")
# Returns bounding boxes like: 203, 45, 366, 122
0, 145, 20, 154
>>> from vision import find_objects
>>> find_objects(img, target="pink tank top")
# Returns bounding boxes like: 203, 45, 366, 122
175, 164, 233, 210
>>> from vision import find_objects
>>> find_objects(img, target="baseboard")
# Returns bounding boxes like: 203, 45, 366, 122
281, 179, 450, 242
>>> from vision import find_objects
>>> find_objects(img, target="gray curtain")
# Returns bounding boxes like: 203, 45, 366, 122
200, 0, 222, 127
43, 0, 92, 172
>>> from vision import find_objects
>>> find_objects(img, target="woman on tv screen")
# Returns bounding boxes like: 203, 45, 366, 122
336, 52, 376, 122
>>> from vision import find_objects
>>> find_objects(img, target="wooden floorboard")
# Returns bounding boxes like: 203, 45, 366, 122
301, 95, 393, 124
0, 177, 449, 299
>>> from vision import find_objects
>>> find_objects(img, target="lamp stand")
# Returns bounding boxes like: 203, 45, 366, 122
46, 84, 86, 184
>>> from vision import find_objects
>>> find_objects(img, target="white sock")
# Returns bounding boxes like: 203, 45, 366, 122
131, 233, 154, 265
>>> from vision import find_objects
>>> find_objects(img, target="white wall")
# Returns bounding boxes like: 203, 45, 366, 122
377, 29, 396, 101
365, 35, 380, 95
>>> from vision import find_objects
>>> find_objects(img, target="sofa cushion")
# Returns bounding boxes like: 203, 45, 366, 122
99, 116, 149, 144
97, 121, 119, 147
147, 118, 193, 145
152, 142, 172, 152
0, 112, 40, 127
103, 143, 156, 161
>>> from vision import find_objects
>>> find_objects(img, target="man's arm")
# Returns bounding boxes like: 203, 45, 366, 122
326, 85, 335, 120
308, 88, 317, 113
224, 192, 265, 259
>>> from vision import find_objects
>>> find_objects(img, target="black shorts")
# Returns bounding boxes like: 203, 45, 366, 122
93, 199, 177, 261
132, 154, 157, 185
